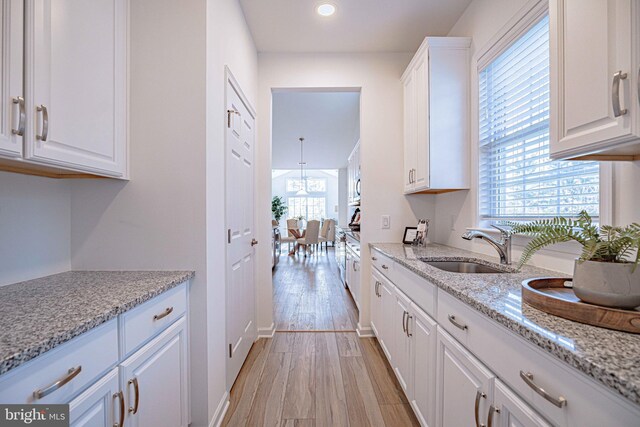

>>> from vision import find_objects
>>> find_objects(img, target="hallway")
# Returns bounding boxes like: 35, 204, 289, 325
221, 250, 419, 426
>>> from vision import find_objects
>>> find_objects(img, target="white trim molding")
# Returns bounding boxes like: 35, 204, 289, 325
209, 391, 230, 427
257, 322, 276, 338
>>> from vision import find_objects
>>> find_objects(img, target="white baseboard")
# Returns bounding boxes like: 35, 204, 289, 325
257, 322, 275, 338
209, 391, 230, 427
356, 323, 374, 337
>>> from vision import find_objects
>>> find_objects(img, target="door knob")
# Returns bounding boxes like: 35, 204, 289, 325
251, 239, 258, 246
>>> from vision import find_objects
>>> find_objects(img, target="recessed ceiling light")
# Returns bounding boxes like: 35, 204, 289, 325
317, 3, 336, 17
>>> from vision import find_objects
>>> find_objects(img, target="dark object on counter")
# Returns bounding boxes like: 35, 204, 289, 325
403, 227, 418, 244
349, 208, 361, 231
521, 277, 640, 334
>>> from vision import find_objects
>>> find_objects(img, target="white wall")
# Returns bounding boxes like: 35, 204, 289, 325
0, 172, 70, 286
256, 53, 436, 335
432, 0, 640, 274
338, 167, 348, 227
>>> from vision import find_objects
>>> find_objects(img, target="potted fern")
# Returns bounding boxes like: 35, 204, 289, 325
271, 196, 288, 225
506, 211, 640, 309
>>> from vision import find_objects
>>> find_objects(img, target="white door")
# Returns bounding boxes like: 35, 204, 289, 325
551, 0, 638, 157
69, 368, 120, 427
436, 329, 494, 427
370, 271, 383, 337
0, 0, 23, 158
120, 318, 188, 427
25, 0, 127, 176
491, 379, 552, 427
379, 277, 395, 361
393, 288, 412, 396
410, 303, 437, 427
413, 52, 429, 191
403, 70, 416, 193
225, 75, 257, 388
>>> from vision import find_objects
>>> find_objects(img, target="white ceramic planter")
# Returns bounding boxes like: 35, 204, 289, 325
573, 260, 640, 309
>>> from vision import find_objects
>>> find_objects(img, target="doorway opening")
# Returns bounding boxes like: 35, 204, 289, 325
270, 89, 361, 333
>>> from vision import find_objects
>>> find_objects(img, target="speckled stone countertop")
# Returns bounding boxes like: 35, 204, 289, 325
0, 271, 194, 376
370, 243, 640, 406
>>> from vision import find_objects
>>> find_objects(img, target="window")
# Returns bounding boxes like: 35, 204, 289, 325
287, 197, 326, 220
479, 15, 599, 221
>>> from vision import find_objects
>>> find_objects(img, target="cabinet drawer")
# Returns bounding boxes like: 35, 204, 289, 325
437, 288, 640, 426
394, 262, 436, 318
371, 249, 394, 279
436, 290, 471, 345
120, 283, 187, 357
0, 319, 118, 404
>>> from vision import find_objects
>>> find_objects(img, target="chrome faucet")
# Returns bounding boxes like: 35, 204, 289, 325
462, 225, 512, 265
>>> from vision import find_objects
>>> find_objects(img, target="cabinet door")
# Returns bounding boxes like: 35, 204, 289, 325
413, 52, 429, 191
392, 288, 412, 396
69, 368, 120, 427
120, 317, 188, 427
370, 271, 383, 338
352, 257, 361, 310
403, 71, 416, 193
0, 0, 23, 158
436, 329, 494, 427
551, 0, 639, 158
410, 303, 437, 427
25, 0, 127, 177
378, 277, 395, 361
490, 379, 552, 427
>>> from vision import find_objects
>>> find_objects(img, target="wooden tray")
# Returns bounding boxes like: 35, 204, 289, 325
521, 278, 640, 334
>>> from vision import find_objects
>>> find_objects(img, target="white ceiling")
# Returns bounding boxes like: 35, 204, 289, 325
239, 0, 473, 53
272, 91, 360, 169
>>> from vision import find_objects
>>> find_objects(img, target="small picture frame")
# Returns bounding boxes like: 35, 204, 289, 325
403, 227, 418, 244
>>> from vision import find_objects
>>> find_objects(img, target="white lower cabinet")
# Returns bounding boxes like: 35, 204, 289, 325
491, 379, 552, 427
120, 317, 188, 427
409, 303, 437, 427
435, 328, 493, 427
69, 368, 120, 427
371, 270, 383, 338
379, 275, 395, 360
393, 288, 413, 395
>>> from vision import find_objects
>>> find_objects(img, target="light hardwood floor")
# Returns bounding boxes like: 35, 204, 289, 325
222, 250, 419, 426
273, 249, 358, 331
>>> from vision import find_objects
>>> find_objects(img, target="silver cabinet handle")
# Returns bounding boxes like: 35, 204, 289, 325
402, 310, 407, 333
448, 314, 468, 331
114, 391, 125, 427
475, 390, 487, 427
381, 264, 389, 270
33, 366, 82, 399
12, 97, 25, 136
251, 238, 259, 246
128, 377, 140, 414
487, 405, 499, 427
408, 169, 412, 184
36, 105, 48, 141
519, 371, 567, 408
406, 314, 413, 337
612, 70, 628, 117
153, 306, 174, 321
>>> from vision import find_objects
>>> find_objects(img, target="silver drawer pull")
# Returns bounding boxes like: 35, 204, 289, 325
114, 391, 125, 427
402, 311, 407, 333
33, 365, 82, 399
12, 96, 25, 136
475, 390, 486, 427
128, 377, 140, 414
381, 264, 389, 270
520, 371, 567, 408
448, 314, 468, 331
487, 405, 499, 427
153, 306, 174, 321
612, 70, 628, 117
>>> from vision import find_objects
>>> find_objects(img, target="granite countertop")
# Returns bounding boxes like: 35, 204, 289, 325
0, 270, 194, 376
370, 242, 640, 406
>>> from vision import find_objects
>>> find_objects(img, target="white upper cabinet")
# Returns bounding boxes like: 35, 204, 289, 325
550, 0, 640, 160
0, 0, 24, 158
402, 37, 471, 194
23, 0, 128, 177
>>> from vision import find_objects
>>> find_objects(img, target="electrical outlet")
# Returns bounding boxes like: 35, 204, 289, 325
381, 215, 390, 229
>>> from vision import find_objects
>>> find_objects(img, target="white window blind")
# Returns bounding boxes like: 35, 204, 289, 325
479, 15, 599, 220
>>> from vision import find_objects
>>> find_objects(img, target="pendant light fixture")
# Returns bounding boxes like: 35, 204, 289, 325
296, 137, 308, 196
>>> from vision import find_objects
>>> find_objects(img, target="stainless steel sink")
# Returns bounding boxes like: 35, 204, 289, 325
422, 260, 508, 274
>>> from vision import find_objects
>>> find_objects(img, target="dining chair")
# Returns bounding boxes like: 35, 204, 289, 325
297, 220, 320, 257
318, 220, 330, 251
280, 219, 299, 252
319, 219, 335, 251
